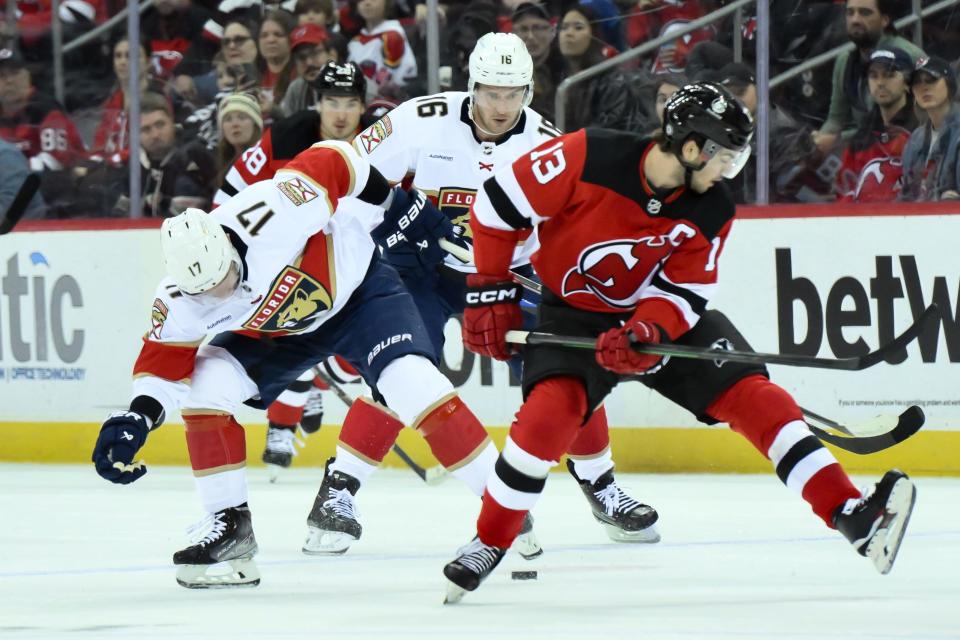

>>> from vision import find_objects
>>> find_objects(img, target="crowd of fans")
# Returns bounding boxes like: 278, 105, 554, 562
1, 0, 959, 219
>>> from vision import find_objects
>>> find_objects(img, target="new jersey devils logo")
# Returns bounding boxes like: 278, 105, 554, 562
562, 227, 696, 308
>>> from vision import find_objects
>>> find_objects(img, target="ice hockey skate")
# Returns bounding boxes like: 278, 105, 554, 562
443, 537, 507, 604
300, 385, 325, 434
302, 458, 362, 555
514, 512, 543, 560
173, 505, 260, 589
833, 469, 916, 575
568, 460, 660, 543
261, 423, 302, 483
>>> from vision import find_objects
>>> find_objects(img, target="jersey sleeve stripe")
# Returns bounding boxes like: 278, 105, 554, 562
356, 166, 391, 207
649, 272, 712, 315
482, 177, 532, 230
497, 163, 547, 225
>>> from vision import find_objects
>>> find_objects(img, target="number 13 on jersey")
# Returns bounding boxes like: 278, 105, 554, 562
530, 141, 566, 184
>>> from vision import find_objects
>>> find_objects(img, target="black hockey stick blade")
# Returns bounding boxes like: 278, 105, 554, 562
505, 306, 937, 371
0, 172, 41, 235
806, 406, 925, 454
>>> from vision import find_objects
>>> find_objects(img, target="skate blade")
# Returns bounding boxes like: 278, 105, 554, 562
175, 557, 261, 589
424, 466, 449, 485
302, 528, 358, 555
443, 580, 467, 605
266, 464, 284, 484
867, 477, 917, 575
514, 532, 544, 560
602, 521, 661, 544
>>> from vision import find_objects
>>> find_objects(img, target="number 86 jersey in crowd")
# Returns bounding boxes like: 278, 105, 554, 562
353, 91, 561, 272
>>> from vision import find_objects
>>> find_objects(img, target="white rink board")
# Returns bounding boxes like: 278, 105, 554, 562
0, 214, 955, 430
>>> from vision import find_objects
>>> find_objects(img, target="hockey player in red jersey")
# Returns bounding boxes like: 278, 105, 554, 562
90, 140, 513, 589
442, 82, 918, 602
302, 33, 658, 556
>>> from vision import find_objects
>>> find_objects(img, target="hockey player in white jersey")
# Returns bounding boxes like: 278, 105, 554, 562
302, 32, 659, 556
89, 141, 514, 588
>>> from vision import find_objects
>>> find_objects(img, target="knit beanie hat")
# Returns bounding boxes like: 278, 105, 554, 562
218, 92, 263, 131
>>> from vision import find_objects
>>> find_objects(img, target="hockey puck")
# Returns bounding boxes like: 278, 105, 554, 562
511, 570, 538, 580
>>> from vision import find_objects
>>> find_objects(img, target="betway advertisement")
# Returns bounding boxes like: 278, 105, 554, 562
0, 211, 954, 432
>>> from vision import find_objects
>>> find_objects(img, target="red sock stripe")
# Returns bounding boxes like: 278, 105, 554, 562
567, 405, 610, 457
802, 463, 861, 527
338, 398, 405, 463
184, 414, 247, 472
417, 396, 489, 468
477, 490, 528, 548
266, 400, 304, 426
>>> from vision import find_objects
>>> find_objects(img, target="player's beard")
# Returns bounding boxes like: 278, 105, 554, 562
849, 27, 881, 49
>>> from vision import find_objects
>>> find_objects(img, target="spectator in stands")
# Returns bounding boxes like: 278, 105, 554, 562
181, 60, 259, 153
215, 92, 262, 185
511, 2, 563, 124
143, 0, 220, 82
90, 36, 163, 168
653, 73, 688, 128
836, 47, 918, 202
222, 18, 261, 70
0, 48, 85, 176
557, 4, 632, 131
0, 138, 45, 219
347, 0, 418, 93
901, 56, 960, 201
295, 0, 338, 30
812, 0, 923, 154
259, 10, 297, 110
124, 92, 216, 217
279, 23, 331, 115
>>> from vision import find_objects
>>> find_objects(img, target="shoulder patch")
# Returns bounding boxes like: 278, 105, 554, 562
278, 176, 320, 206
357, 116, 393, 154
151, 298, 168, 339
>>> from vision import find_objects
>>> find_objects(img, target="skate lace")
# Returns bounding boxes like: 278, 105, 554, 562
322, 487, 360, 520
266, 426, 303, 456
840, 485, 873, 516
303, 387, 324, 417
457, 538, 501, 574
185, 512, 228, 547
594, 482, 643, 517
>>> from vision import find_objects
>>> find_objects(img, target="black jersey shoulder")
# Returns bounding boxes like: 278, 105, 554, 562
270, 110, 322, 161
580, 128, 735, 240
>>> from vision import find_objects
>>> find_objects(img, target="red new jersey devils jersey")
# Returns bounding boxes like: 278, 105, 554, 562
470, 128, 736, 339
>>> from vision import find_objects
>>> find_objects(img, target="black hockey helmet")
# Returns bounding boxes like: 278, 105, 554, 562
662, 82, 754, 176
312, 61, 367, 101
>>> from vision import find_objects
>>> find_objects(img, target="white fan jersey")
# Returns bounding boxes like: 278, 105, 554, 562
347, 19, 417, 89
353, 91, 561, 271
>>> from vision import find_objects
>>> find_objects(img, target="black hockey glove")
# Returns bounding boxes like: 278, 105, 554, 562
375, 187, 466, 275
92, 411, 150, 484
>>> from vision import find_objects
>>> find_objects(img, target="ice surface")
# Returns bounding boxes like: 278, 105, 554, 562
1, 464, 957, 640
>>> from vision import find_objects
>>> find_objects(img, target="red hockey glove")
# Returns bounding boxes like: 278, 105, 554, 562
463, 274, 523, 361
595, 319, 663, 374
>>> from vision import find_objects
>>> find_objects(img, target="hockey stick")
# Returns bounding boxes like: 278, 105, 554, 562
311, 367, 448, 485
505, 305, 936, 371
0, 173, 41, 235
801, 405, 925, 455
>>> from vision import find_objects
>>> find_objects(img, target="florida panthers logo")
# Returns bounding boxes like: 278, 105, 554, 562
243, 267, 333, 333
561, 226, 697, 308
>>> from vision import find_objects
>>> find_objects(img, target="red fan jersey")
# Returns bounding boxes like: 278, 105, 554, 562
0, 92, 86, 171
469, 129, 735, 340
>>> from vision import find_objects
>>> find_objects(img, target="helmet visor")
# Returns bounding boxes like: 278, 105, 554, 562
702, 139, 752, 179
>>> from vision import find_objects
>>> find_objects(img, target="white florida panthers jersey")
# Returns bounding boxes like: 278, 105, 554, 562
352, 91, 561, 271
130, 140, 386, 417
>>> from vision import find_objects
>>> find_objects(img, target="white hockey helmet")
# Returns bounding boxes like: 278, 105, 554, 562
468, 32, 534, 107
160, 209, 241, 295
